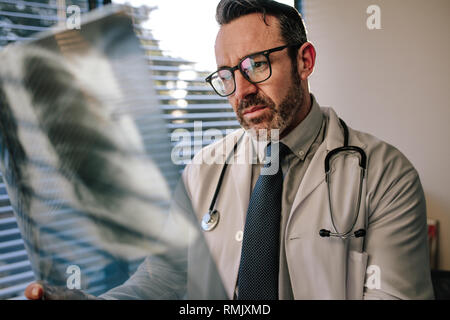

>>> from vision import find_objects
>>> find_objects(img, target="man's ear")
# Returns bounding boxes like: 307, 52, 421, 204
296, 42, 316, 80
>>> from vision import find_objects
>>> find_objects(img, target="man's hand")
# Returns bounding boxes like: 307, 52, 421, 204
24, 282, 99, 300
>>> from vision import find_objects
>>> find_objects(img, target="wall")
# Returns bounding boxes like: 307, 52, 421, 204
303, 0, 450, 270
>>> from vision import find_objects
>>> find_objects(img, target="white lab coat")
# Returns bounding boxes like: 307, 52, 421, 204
182, 106, 434, 299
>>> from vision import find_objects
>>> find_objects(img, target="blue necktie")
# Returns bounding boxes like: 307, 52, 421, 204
237, 142, 290, 300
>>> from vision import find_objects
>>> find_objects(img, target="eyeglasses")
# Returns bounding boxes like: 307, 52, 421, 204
205, 44, 300, 97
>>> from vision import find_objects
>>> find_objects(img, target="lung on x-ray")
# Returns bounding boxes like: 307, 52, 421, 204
0, 5, 224, 299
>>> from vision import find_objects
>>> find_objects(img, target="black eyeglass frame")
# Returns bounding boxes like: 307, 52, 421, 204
205, 43, 301, 97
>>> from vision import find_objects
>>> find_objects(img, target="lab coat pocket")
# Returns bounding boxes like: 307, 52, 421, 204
346, 250, 368, 300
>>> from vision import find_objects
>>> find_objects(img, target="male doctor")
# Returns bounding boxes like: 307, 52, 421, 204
25, 0, 434, 300
182, 0, 434, 300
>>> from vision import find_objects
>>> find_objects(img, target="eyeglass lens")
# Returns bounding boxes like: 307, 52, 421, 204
211, 53, 271, 96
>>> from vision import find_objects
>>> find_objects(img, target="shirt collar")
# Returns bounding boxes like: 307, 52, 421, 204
281, 94, 323, 160
250, 94, 323, 162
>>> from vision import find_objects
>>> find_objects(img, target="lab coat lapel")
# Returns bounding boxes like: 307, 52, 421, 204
288, 108, 345, 219
216, 132, 252, 298
229, 132, 253, 227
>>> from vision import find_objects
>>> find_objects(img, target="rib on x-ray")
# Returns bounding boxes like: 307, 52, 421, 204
0, 5, 226, 299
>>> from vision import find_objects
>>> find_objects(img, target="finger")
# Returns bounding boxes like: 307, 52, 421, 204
41, 283, 97, 300
24, 283, 44, 300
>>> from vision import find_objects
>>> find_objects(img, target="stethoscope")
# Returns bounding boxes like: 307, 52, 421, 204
201, 133, 244, 232
201, 119, 367, 240
319, 119, 367, 239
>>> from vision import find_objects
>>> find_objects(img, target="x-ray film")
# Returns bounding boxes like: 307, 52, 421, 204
0, 5, 225, 299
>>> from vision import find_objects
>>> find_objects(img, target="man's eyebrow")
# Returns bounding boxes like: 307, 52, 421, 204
216, 64, 231, 70
216, 51, 254, 70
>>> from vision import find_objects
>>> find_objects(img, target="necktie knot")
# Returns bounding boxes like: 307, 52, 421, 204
264, 142, 290, 168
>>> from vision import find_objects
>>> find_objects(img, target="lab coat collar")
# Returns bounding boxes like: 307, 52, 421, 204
321, 106, 365, 151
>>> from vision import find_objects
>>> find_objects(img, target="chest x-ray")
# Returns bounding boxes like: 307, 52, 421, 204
0, 5, 225, 299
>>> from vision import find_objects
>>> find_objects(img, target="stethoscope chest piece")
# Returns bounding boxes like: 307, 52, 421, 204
201, 209, 220, 232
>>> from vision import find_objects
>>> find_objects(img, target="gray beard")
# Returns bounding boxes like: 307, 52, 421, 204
238, 71, 304, 141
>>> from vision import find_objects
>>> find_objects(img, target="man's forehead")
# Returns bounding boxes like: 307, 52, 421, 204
214, 13, 282, 65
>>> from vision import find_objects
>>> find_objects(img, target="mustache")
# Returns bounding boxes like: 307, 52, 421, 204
238, 94, 275, 113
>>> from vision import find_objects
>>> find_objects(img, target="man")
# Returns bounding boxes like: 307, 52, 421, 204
181, 0, 434, 299
25, 0, 433, 300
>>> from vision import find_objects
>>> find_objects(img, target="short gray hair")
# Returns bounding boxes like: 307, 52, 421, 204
216, 0, 307, 64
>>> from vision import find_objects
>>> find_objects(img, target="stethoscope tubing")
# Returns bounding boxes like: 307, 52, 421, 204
323, 119, 367, 239
208, 133, 245, 213
203, 119, 367, 238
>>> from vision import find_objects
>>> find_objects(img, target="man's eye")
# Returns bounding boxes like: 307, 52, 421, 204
253, 61, 267, 68
218, 70, 232, 81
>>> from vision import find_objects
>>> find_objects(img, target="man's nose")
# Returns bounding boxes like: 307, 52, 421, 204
233, 71, 258, 100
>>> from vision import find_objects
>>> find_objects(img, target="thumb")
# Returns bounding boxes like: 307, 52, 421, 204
24, 282, 44, 300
